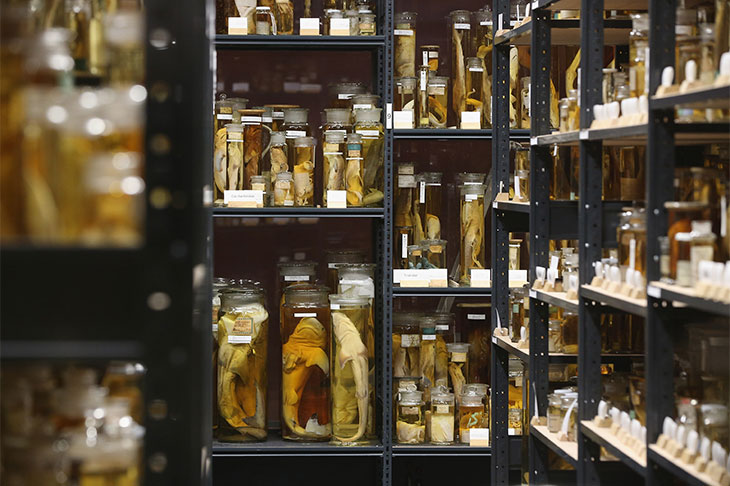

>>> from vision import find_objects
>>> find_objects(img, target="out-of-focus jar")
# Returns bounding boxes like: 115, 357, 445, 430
629, 13, 649, 96
698, 23, 716, 84
700, 404, 728, 449
547, 393, 563, 433
514, 169, 529, 202
560, 392, 579, 440
396, 390, 425, 444
509, 288, 526, 342
549, 318, 562, 353
102, 361, 145, 425
430, 391, 455, 444
560, 311, 579, 354
674, 220, 716, 287
619, 146, 645, 202
359, 12, 376, 36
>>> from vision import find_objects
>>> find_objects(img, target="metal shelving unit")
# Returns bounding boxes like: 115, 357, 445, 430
393, 128, 530, 140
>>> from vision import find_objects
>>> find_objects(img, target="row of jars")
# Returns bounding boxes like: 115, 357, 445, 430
216, 0, 377, 36
394, 8, 493, 129
2, 363, 145, 485
213, 95, 384, 208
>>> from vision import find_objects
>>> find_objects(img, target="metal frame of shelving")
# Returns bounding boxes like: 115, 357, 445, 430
489, 0, 730, 485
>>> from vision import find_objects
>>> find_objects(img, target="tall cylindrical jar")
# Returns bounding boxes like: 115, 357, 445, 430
269, 131, 288, 190
460, 183, 486, 285
283, 108, 310, 169
323, 131, 347, 206
418, 172, 443, 240
345, 133, 365, 207
450, 10, 472, 125
281, 285, 331, 441
224, 123, 245, 193
212, 277, 231, 434
430, 391, 455, 444
394, 12, 417, 78
293, 137, 315, 206
427, 75, 448, 128
240, 109, 265, 189
354, 108, 384, 206
329, 294, 375, 444
216, 287, 269, 442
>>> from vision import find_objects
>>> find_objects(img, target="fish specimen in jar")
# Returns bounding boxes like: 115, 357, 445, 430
282, 317, 330, 438
362, 137, 384, 201
217, 303, 269, 440
293, 147, 314, 206
452, 26, 467, 121
332, 312, 370, 442
324, 148, 345, 202
448, 362, 466, 400
477, 43, 493, 127
214, 128, 227, 194
345, 157, 363, 206
435, 336, 448, 387
397, 421, 425, 443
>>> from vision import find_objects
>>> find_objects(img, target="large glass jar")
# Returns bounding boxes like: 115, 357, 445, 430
281, 285, 331, 441
293, 136, 315, 206
354, 108, 384, 206
616, 206, 647, 278
629, 13, 649, 96
698, 23, 716, 84
396, 390, 425, 444
393, 312, 421, 378
447, 342, 470, 400
700, 404, 729, 449
418, 172, 443, 240
273, 171, 294, 206
422, 239, 447, 268
427, 75, 449, 129
278, 261, 318, 304
420, 318, 437, 393
216, 287, 269, 442
283, 108, 310, 169
474, 9, 493, 128
325, 249, 366, 292
459, 183, 486, 285
433, 314, 453, 387
449, 10, 472, 126
329, 82, 367, 109
345, 133, 365, 207
394, 12, 417, 78
329, 294, 375, 444
619, 146, 645, 202
323, 131, 347, 207
224, 123, 245, 195
560, 392, 579, 440
431, 391, 455, 444
323, 108, 351, 137
459, 390, 488, 444
395, 163, 416, 250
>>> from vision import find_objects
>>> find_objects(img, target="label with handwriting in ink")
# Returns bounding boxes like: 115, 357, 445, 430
401, 233, 408, 258
454, 22, 471, 30
435, 405, 450, 414
228, 316, 253, 343
451, 352, 467, 363
294, 312, 317, 318
465, 194, 478, 201
401, 334, 421, 347
284, 275, 310, 282
422, 334, 436, 341
225, 190, 263, 208
467, 314, 486, 320
394, 29, 414, 36
429, 245, 442, 254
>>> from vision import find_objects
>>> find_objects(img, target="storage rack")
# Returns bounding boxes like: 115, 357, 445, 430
489, 1, 730, 485
0, 0, 214, 484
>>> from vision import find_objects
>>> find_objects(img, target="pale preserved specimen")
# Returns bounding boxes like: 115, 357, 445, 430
293, 137, 315, 206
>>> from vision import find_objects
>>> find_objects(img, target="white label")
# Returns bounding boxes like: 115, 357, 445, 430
419, 181, 426, 203
228, 17, 248, 35
386, 102, 393, 130
461, 111, 481, 129
580, 130, 589, 140
330, 303, 341, 310
394, 29, 414, 36
232, 82, 249, 93
357, 129, 380, 138
401, 233, 408, 258
217, 113, 233, 120
422, 334, 436, 341
327, 190, 347, 208
468, 314, 487, 320
353, 104, 371, 110
401, 334, 420, 347
228, 335, 252, 344
241, 116, 261, 123
454, 22, 471, 30
398, 174, 416, 188
420, 70, 427, 89
212, 323, 218, 333
469, 66, 484, 72
224, 190, 263, 208
286, 130, 307, 138
284, 275, 310, 281
508, 428, 517, 436
471, 269, 491, 287
294, 312, 317, 317
480, 20, 493, 26
498, 13, 503, 31
330, 18, 350, 35
550, 255, 559, 271
469, 428, 490, 446
429, 51, 439, 58
629, 239, 637, 270
529, 289, 537, 299
510, 270, 528, 283
393, 110, 414, 129
422, 50, 429, 66
465, 194, 479, 201
283, 81, 300, 93
722, 196, 727, 238
300, 17, 320, 35
436, 404, 450, 414
529, 136, 537, 146
647, 286, 661, 299
338, 93, 353, 100
514, 175, 521, 199
436, 325, 449, 331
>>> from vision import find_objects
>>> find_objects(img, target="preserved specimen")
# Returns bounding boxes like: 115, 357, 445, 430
423, 239, 446, 268
354, 108, 384, 206
396, 391, 425, 444
447, 342, 470, 400
345, 133, 364, 206
255, 6, 276, 34
421, 45, 439, 72
241, 109, 264, 190
459, 391, 488, 444
417, 64, 429, 128
394, 12, 417, 78
431, 391, 455, 444
293, 137, 315, 206
283, 108, 310, 170
395, 76, 417, 115
427, 76, 448, 128
274, 0, 294, 35
475, 9, 493, 127
269, 131, 288, 187
225, 123, 244, 192
323, 131, 346, 206
274, 171, 294, 206
466, 57, 485, 125
460, 183, 486, 284
450, 10, 471, 126
418, 172, 442, 240
393, 314, 421, 378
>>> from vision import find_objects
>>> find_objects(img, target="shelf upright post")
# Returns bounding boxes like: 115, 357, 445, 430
528, 8, 552, 484
646, 1, 677, 484
576, 0, 604, 483
490, 0, 511, 484
382, 0, 394, 483
143, 0, 213, 483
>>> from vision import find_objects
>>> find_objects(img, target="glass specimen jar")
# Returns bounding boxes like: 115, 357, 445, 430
418, 172, 443, 240
447, 342, 471, 400
559, 98, 571, 133
700, 404, 729, 447
359, 12, 376, 36
396, 226, 414, 270
407, 244, 424, 269
329, 82, 367, 109
239, 109, 265, 190
449, 10, 472, 125
475, 9, 493, 127
434, 314, 453, 387
394, 12, 417, 78
323, 9, 344, 36
337, 263, 376, 304
675, 221, 716, 287
325, 249, 366, 291
395, 77, 417, 125
419, 319, 437, 397
567, 89, 580, 131
560, 393, 579, 440
665, 201, 711, 282
459, 390, 488, 444
514, 169, 529, 202
427, 75, 449, 128
422, 239, 447, 268
431, 391, 455, 444
508, 359, 524, 434
278, 261, 317, 297
323, 108, 351, 137
417, 64, 430, 128
273, 0, 294, 34
395, 162, 416, 246
354, 108, 384, 206
102, 361, 145, 425
509, 239, 522, 270
509, 288, 526, 342
329, 294, 375, 444
465, 57, 485, 127
619, 146, 645, 202
459, 183, 486, 285
520, 76, 531, 129
265, 104, 298, 132
345, 133, 365, 206
228, 98, 250, 123
216, 286, 269, 442
560, 311, 578, 354
548, 318, 562, 353
269, 131, 288, 190
211, 277, 230, 432
616, 206, 647, 277
629, 13, 649, 96
699, 23, 716, 84
273, 171, 294, 206
255, 6, 276, 35
396, 391, 425, 444
547, 393, 563, 433
352, 93, 381, 111
562, 253, 579, 293
345, 8, 360, 35
421, 45, 440, 72
293, 136, 315, 206
393, 313, 421, 378
281, 284, 331, 441
323, 130, 346, 206
224, 123, 245, 194
283, 108, 310, 168
677, 33, 701, 86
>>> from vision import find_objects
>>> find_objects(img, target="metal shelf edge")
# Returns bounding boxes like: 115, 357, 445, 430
580, 421, 647, 477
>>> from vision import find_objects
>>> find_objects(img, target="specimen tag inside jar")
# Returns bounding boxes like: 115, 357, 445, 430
394, 29, 414, 36
294, 312, 317, 318
461, 111, 481, 129
467, 314, 486, 320
225, 190, 263, 208
330, 18, 350, 36
454, 22, 471, 30
393, 110, 414, 129
401, 334, 420, 347
228, 317, 253, 343
420, 70, 427, 89
300, 18, 320, 35
227, 131, 243, 142
338, 93, 354, 100
451, 352, 467, 362
435, 404, 450, 414
401, 233, 409, 258
419, 181, 426, 203
514, 175, 521, 199
327, 190, 347, 208
228, 17, 248, 35
629, 239, 636, 270
422, 334, 436, 341
284, 275, 310, 281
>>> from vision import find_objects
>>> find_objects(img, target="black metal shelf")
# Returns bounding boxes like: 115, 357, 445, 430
580, 285, 648, 318
392, 128, 530, 140
581, 421, 647, 477
652, 85, 730, 110
392, 287, 491, 297
215, 34, 386, 50
495, 19, 631, 46
648, 282, 730, 318
492, 334, 529, 362
493, 200, 530, 213
212, 207, 385, 218
392, 444, 492, 456
531, 289, 580, 312
213, 439, 384, 456
1, 340, 143, 360
532, 130, 580, 146
648, 445, 722, 486
534, 0, 648, 9
530, 424, 579, 467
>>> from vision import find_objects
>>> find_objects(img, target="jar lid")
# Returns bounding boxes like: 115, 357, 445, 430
276, 171, 293, 181
294, 136, 316, 147
352, 93, 380, 107
431, 391, 455, 402
271, 131, 286, 144
463, 383, 488, 396
394, 11, 417, 22
283, 107, 309, 123
691, 220, 714, 236
354, 107, 382, 123
428, 75, 448, 85
337, 262, 376, 274
284, 283, 330, 302
278, 261, 317, 276
460, 183, 485, 195
329, 294, 370, 306
346, 133, 362, 144
399, 390, 423, 403
325, 108, 351, 124
422, 239, 447, 248
455, 172, 486, 185
325, 130, 345, 143
329, 81, 367, 96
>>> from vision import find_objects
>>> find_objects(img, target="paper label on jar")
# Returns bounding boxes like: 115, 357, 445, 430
422, 334, 436, 341
464, 194, 479, 201
300, 17, 320, 35
330, 303, 341, 310
690, 245, 714, 284
400, 406, 420, 415
629, 239, 636, 270
353, 104, 371, 110
451, 352, 467, 363
454, 22, 471, 30
338, 93, 354, 100
227, 131, 243, 142
398, 174, 416, 188
467, 314, 486, 320
294, 312, 317, 318
401, 233, 409, 258
428, 87, 446, 96
286, 130, 307, 139
436, 324, 449, 331
284, 275, 310, 282
217, 113, 233, 120
330, 18, 350, 36
394, 29, 414, 36
393, 110, 414, 129
420, 70, 427, 90
212, 323, 218, 333
514, 175, 521, 199
549, 255, 559, 271
461, 111, 481, 129
422, 51, 429, 65
469, 428, 490, 446
241, 116, 262, 124
428, 51, 439, 58
480, 21, 492, 26
228, 17, 248, 35
469, 66, 484, 72
419, 181, 426, 203
212, 304, 220, 322
401, 334, 421, 347
398, 164, 415, 175
228, 317, 253, 343
327, 190, 347, 208
435, 404, 450, 414
356, 129, 380, 139
429, 245, 442, 254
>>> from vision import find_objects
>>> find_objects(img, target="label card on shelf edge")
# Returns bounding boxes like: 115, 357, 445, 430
224, 190, 263, 208
529, 289, 537, 298
228, 17, 248, 35
326, 190, 347, 208
393, 269, 447, 287
299, 18, 320, 35
509, 269, 528, 285
330, 18, 350, 35
393, 110, 414, 129
460, 111, 481, 129
469, 428, 490, 447
470, 269, 491, 287
386, 103, 393, 129
647, 286, 661, 298
579, 129, 589, 140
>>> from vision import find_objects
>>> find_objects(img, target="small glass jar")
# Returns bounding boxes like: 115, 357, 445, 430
560, 311, 579, 354
446, 342, 471, 399
216, 286, 269, 442
345, 133, 364, 207
430, 391, 455, 444
393, 313, 422, 378
548, 318, 563, 353
466, 56, 485, 125
659, 236, 671, 282
559, 98, 571, 132
562, 253, 579, 293
223, 124, 245, 195
514, 169, 529, 202
698, 23, 716, 85
323, 9, 344, 36
459, 183, 486, 285
269, 131, 289, 191
674, 220, 716, 287
629, 13, 649, 96
273, 171, 294, 206
278, 261, 317, 291
407, 244, 424, 269
394, 12, 417, 78
619, 146, 645, 202
560, 393, 579, 440
509, 239, 522, 270
509, 288, 526, 342
422, 239, 446, 268
255, 6, 276, 35
459, 391, 488, 444
395, 77, 417, 117
547, 393, 563, 433
396, 391, 425, 444
281, 285, 331, 441
665, 201, 711, 283
292, 137, 315, 206
421, 45, 439, 72
418, 172, 443, 240
427, 75, 448, 128
359, 12, 376, 36
508, 359, 524, 434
